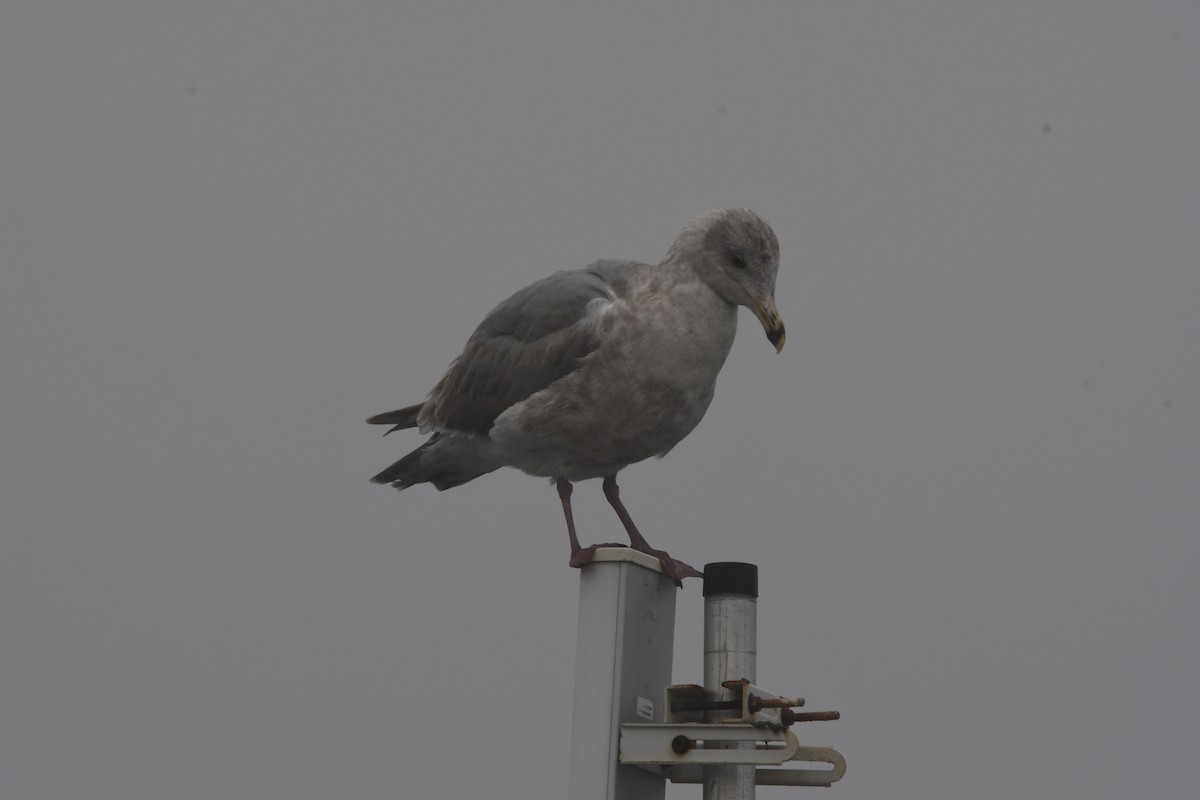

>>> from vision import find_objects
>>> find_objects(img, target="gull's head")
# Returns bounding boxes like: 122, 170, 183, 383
667, 208, 786, 352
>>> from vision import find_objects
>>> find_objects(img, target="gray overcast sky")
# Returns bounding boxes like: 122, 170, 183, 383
2, 2, 1197, 798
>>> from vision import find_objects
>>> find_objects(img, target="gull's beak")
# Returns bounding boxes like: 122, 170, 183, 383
751, 296, 786, 352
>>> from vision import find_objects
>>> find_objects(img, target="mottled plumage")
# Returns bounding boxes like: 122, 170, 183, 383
368, 208, 785, 583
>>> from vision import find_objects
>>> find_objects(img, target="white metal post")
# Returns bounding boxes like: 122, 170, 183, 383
567, 549, 677, 800
702, 563, 759, 800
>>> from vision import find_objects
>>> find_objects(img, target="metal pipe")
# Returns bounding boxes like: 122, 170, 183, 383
702, 562, 758, 800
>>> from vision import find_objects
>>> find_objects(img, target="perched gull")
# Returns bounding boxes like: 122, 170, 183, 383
368, 208, 785, 584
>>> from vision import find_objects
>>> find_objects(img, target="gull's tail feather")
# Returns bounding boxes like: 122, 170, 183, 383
366, 403, 423, 436
369, 433, 499, 491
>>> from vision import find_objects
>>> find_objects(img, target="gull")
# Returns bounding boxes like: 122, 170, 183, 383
368, 208, 785, 584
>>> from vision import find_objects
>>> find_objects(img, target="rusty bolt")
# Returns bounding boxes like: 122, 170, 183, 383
781, 709, 841, 725
748, 694, 806, 710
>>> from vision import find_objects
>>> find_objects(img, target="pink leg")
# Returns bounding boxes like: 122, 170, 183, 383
602, 475, 703, 586
558, 477, 624, 568
557, 478, 581, 554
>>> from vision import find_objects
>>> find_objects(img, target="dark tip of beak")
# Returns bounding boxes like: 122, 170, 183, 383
767, 323, 786, 352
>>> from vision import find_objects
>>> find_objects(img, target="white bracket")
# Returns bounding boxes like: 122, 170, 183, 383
620, 723, 800, 766
618, 680, 847, 788
618, 723, 846, 787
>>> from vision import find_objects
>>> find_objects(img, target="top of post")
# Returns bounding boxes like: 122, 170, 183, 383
587, 546, 668, 575
702, 562, 758, 597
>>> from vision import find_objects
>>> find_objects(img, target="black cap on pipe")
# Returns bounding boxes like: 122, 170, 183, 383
702, 562, 758, 598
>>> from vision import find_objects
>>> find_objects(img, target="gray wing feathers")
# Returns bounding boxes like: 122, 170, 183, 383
366, 403, 423, 435
421, 267, 628, 435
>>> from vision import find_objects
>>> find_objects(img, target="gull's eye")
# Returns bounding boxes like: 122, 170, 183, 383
730, 253, 749, 270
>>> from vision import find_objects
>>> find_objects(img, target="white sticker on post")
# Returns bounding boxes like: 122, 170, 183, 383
636, 696, 654, 720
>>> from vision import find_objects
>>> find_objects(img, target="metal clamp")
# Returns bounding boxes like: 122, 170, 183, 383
620, 723, 801, 766
619, 680, 846, 787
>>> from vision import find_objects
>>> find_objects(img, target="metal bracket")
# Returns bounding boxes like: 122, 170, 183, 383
619, 680, 846, 787
620, 723, 801, 766
618, 724, 846, 787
